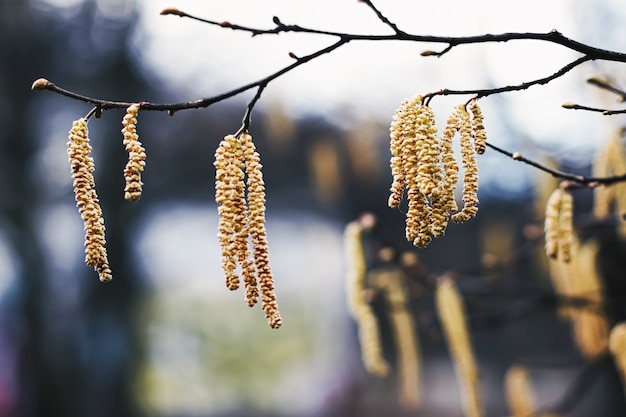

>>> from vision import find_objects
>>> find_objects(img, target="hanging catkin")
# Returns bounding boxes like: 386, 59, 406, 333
214, 132, 281, 329
436, 276, 483, 417
121, 103, 146, 202
68, 118, 112, 282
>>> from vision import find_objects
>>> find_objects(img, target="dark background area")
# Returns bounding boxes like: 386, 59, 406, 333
1, 1, 626, 416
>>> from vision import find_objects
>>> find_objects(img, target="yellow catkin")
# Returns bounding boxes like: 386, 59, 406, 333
344, 219, 390, 377
214, 132, 279, 328
548, 256, 577, 320
432, 105, 463, 237
68, 118, 112, 282
415, 104, 440, 197
567, 239, 609, 359
572, 309, 610, 359
430, 192, 449, 238
505, 365, 536, 417
469, 100, 487, 155
558, 190, 574, 263
214, 136, 240, 290
388, 98, 411, 208
435, 276, 482, 417
544, 187, 575, 263
371, 269, 421, 410
413, 191, 433, 248
391, 96, 430, 245
406, 188, 432, 247
593, 129, 626, 237
399, 96, 423, 199
235, 133, 258, 307
452, 107, 479, 223
544, 188, 563, 260
609, 322, 626, 390
242, 132, 281, 329
121, 103, 146, 202
440, 105, 463, 211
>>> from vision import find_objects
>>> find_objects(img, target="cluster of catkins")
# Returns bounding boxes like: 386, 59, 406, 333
344, 216, 421, 410
67, 104, 146, 282
388, 95, 486, 247
214, 132, 281, 329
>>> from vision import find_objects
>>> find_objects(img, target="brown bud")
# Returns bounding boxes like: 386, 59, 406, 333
160, 8, 181, 16
31, 78, 50, 91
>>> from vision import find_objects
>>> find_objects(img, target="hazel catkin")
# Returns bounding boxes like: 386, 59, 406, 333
592, 128, 626, 237
68, 118, 112, 282
121, 103, 146, 202
214, 135, 241, 291
544, 186, 574, 263
241, 132, 281, 328
436, 276, 482, 417
388, 97, 484, 247
469, 100, 487, 155
371, 267, 421, 409
214, 131, 281, 329
451, 107, 479, 223
505, 365, 536, 417
344, 217, 390, 376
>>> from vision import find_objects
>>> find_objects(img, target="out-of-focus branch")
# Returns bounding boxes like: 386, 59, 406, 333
587, 76, 626, 101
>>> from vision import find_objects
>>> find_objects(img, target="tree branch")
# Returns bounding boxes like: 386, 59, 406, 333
32, 3, 626, 188
34, 38, 349, 113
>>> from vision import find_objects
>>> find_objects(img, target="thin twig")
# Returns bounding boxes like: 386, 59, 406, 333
425, 56, 592, 99
486, 142, 626, 186
561, 103, 626, 115
36, 38, 349, 113
358, 0, 407, 35
236, 84, 266, 136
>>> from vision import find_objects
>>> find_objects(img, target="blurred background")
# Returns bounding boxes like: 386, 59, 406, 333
2, 0, 626, 416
